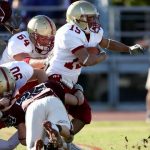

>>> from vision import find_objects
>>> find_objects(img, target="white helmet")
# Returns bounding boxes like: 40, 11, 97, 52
0, 67, 15, 98
27, 15, 56, 55
66, 1, 100, 33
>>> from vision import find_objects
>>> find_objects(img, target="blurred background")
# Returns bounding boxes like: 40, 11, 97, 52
1, 0, 150, 110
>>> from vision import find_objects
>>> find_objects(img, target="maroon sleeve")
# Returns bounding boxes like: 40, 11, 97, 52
19, 80, 39, 95
46, 80, 65, 103
0, 120, 6, 129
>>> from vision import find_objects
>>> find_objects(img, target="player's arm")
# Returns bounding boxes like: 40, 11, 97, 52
65, 84, 84, 105
74, 46, 107, 66
0, 131, 20, 150
29, 68, 48, 83
99, 37, 144, 55
13, 53, 47, 69
17, 123, 26, 145
99, 37, 130, 52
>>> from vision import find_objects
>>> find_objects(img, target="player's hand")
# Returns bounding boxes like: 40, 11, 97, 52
74, 90, 84, 105
74, 83, 84, 105
74, 83, 84, 92
97, 51, 108, 63
129, 44, 144, 55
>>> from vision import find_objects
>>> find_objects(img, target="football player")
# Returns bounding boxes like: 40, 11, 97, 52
46, 0, 144, 135
0, 15, 56, 69
0, 61, 48, 149
0, 15, 57, 95
0, 66, 83, 149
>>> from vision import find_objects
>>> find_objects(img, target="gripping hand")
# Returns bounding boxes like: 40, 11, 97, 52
129, 44, 144, 55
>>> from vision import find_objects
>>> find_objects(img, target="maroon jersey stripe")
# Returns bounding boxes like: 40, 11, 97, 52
44, 16, 53, 35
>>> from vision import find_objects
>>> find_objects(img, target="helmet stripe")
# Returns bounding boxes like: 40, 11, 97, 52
0, 67, 10, 92
43, 16, 53, 35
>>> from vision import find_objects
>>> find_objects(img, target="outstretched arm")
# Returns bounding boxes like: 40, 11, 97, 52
99, 38, 144, 55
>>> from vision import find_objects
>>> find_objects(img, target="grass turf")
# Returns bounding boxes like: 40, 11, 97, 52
0, 121, 150, 150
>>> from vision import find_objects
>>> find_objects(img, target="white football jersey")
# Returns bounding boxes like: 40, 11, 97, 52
0, 31, 48, 64
0, 61, 33, 92
46, 23, 103, 84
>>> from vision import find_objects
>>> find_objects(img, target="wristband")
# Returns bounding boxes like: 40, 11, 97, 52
106, 39, 110, 49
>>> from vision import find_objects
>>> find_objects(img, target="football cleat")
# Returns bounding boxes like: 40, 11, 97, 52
43, 121, 63, 149
35, 139, 44, 150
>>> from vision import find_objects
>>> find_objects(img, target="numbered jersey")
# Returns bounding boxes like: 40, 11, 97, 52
0, 31, 48, 64
0, 61, 33, 92
46, 23, 103, 84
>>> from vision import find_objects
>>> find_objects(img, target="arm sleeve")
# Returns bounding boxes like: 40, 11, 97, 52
0, 131, 20, 150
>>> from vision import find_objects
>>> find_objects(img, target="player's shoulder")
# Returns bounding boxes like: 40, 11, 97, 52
9, 31, 29, 41
11, 61, 34, 78
13, 61, 33, 70
90, 27, 104, 41
56, 23, 84, 38
8, 31, 32, 48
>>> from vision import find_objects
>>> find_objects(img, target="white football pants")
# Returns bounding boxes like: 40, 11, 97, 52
25, 96, 71, 150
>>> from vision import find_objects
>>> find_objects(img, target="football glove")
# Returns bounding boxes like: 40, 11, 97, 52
129, 44, 144, 55
74, 83, 84, 92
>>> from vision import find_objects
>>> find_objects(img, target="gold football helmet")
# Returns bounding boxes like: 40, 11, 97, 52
0, 67, 15, 98
27, 15, 56, 55
66, 1, 100, 33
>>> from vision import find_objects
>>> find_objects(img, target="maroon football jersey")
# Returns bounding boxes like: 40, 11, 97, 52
1, 103, 25, 127
16, 80, 66, 111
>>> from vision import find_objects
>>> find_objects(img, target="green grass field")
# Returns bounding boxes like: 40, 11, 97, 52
1, 121, 150, 150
